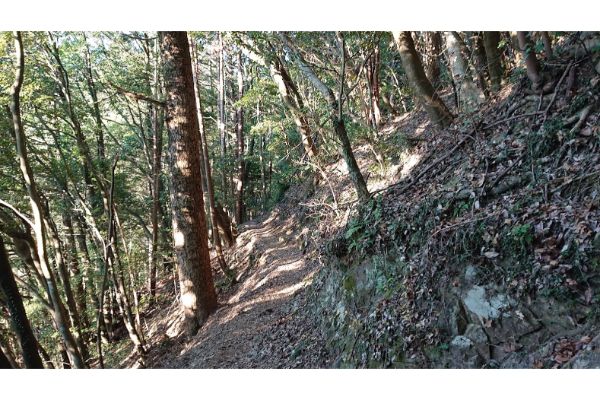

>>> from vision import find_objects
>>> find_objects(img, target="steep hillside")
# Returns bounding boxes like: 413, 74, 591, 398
118, 45, 600, 370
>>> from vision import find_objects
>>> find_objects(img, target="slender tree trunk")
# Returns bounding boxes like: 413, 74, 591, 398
483, 31, 504, 93
218, 32, 228, 198
239, 37, 318, 159
424, 32, 442, 88
0, 236, 44, 368
235, 51, 245, 225
444, 32, 485, 111
541, 32, 553, 59
10, 32, 84, 369
43, 213, 89, 364
279, 32, 369, 202
189, 36, 236, 282
148, 51, 163, 302
160, 31, 218, 336
62, 214, 89, 334
467, 32, 490, 98
392, 31, 453, 128
517, 31, 543, 90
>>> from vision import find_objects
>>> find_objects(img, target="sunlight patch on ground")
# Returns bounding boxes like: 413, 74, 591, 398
399, 152, 422, 178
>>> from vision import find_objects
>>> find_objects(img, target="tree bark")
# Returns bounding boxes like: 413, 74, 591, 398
444, 32, 485, 111
0, 236, 44, 368
10, 32, 85, 369
392, 31, 453, 128
217, 32, 228, 200
279, 32, 369, 202
517, 31, 543, 90
189, 36, 236, 282
541, 32, 553, 59
238, 35, 318, 159
483, 31, 504, 93
424, 32, 442, 88
235, 51, 245, 225
160, 31, 218, 336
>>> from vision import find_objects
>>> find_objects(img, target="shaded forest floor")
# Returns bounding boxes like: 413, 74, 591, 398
127, 195, 331, 368
116, 52, 600, 369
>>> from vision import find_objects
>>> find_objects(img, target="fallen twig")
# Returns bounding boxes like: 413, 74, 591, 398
569, 104, 594, 135
482, 112, 543, 130
372, 133, 475, 197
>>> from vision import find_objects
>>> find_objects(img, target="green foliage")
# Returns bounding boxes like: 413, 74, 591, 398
344, 197, 384, 255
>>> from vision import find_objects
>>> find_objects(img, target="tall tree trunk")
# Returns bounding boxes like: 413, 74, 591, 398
517, 31, 543, 90
160, 31, 218, 336
444, 32, 485, 111
467, 32, 490, 98
0, 340, 15, 369
0, 236, 44, 368
235, 51, 245, 225
189, 36, 236, 282
279, 32, 370, 202
148, 49, 163, 303
541, 31, 553, 59
10, 32, 85, 369
217, 32, 228, 199
424, 32, 442, 88
43, 213, 89, 364
239, 36, 318, 159
62, 213, 90, 346
392, 31, 453, 128
483, 31, 504, 93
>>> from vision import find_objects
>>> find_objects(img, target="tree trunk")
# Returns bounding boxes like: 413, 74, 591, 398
10, 32, 85, 369
541, 31, 553, 59
218, 32, 228, 199
467, 32, 490, 98
424, 32, 442, 88
483, 31, 504, 93
43, 213, 89, 364
517, 31, 543, 90
0, 236, 44, 368
160, 31, 218, 336
189, 35, 236, 282
62, 214, 89, 334
279, 32, 369, 202
444, 32, 485, 111
239, 36, 318, 159
235, 51, 245, 225
148, 51, 163, 302
392, 31, 453, 128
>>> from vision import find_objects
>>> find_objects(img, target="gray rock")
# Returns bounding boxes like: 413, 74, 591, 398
451, 335, 473, 350
463, 286, 509, 320
464, 265, 477, 283
593, 232, 600, 251
569, 351, 600, 368
465, 323, 490, 360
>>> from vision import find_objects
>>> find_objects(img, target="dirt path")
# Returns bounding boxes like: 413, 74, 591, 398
148, 208, 329, 368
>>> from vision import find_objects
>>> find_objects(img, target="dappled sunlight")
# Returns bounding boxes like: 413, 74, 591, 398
399, 152, 423, 178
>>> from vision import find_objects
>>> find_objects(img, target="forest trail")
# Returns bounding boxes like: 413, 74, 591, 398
144, 204, 327, 368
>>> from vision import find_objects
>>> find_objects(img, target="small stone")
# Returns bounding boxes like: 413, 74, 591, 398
464, 265, 477, 282
451, 335, 473, 350
463, 286, 509, 321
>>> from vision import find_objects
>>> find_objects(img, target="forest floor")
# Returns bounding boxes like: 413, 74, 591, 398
133, 196, 331, 368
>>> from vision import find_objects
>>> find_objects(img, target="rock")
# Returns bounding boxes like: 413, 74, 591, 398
451, 335, 473, 350
463, 286, 509, 321
569, 351, 600, 368
592, 232, 600, 251
465, 323, 491, 360
464, 265, 477, 283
